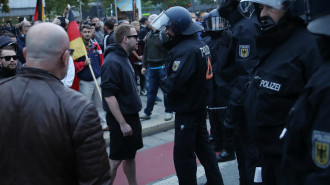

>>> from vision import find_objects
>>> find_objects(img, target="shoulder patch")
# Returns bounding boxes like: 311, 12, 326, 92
172, 61, 180, 72
312, 130, 330, 168
238, 44, 250, 58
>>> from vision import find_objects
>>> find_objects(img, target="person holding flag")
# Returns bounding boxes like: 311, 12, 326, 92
67, 5, 108, 131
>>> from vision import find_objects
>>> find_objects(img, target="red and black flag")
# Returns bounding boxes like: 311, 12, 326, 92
34, 0, 45, 21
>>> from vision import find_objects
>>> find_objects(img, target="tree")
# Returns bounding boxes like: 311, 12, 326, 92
44, 0, 90, 20
0, 0, 10, 13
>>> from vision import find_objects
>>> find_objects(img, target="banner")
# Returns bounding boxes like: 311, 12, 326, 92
115, 0, 142, 22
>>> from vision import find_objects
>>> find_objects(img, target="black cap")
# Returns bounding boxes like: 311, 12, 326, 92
0, 36, 16, 49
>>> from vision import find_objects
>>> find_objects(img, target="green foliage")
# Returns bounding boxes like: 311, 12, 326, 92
44, 0, 90, 20
0, 0, 10, 13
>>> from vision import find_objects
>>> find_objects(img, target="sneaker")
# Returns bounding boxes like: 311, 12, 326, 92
140, 89, 147, 96
139, 113, 151, 120
164, 113, 173, 121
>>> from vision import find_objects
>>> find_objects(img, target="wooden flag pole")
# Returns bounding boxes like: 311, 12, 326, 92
86, 55, 102, 101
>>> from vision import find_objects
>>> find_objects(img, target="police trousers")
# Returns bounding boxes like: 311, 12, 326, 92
174, 110, 224, 185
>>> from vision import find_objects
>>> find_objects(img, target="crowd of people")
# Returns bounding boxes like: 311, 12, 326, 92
1, 0, 330, 184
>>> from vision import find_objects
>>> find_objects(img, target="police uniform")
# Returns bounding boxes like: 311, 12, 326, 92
281, 58, 330, 185
244, 21, 322, 185
219, 13, 260, 185
161, 35, 223, 185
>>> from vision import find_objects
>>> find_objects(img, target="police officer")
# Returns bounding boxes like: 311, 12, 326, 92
281, 0, 330, 184
202, 8, 235, 160
239, 0, 322, 184
216, 0, 260, 184
154, 6, 224, 185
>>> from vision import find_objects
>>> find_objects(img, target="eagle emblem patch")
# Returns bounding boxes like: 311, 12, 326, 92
239, 44, 250, 58
172, 61, 180, 71
312, 130, 330, 168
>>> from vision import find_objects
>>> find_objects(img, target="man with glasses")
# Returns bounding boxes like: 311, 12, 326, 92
0, 36, 21, 80
101, 24, 143, 185
0, 22, 111, 185
74, 24, 108, 131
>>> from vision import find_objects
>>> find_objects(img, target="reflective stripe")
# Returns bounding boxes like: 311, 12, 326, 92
150, 65, 165, 70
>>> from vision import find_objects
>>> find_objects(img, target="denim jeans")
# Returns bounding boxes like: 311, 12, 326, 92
144, 67, 172, 115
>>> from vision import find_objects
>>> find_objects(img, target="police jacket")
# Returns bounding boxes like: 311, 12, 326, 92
160, 35, 212, 113
101, 44, 142, 114
214, 14, 259, 107
0, 67, 111, 185
244, 20, 322, 154
281, 59, 330, 185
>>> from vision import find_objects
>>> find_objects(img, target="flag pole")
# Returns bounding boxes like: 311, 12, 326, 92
86, 55, 102, 102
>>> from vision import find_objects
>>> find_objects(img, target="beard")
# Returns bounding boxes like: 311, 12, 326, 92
1, 66, 17, 77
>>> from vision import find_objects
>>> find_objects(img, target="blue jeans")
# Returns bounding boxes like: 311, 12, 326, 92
144, 67, 172, 115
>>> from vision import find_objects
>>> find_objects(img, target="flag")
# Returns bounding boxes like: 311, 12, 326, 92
34, 0, 45, 21
67, 8, 87, 60
67, 7, 87, 91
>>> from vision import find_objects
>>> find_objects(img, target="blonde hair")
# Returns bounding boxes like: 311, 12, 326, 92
131, 21, 139, 27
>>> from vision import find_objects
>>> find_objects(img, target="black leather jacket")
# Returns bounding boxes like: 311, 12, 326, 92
0, 67, 111, 185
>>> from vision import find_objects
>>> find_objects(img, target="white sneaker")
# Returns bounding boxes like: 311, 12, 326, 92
139, 113, 151, 120
164, 113, 173, 121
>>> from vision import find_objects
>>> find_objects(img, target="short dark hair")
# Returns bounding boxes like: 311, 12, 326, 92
80, 24, 92, 32
114, 24, 133, 44
0, 45, 16, 57
139, 17, 148, 24
104, 19, 115, 30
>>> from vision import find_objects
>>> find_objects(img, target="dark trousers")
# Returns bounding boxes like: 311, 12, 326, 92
235, 120, 260, 185
144, 68, 171, 115
208, 108, 235, 152
132, 63, 145, 90
174, 110, 224, 185
260, 153, 281, 185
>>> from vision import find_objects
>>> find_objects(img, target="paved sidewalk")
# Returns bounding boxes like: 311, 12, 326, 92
103, 90, 175, 144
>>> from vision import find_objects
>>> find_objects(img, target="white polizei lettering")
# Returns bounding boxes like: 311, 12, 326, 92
199, 45, 210, 57
259, 80, 281, 92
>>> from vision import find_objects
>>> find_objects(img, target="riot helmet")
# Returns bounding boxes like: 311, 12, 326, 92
204, 9, 230, 32
239, 0, 296, 31
151, 6, 204, 36
305, 0, 330, 36
217, 0, 240, 18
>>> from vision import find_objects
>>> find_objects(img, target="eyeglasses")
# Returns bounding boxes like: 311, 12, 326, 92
126, 35, 138, 39
60, 49, 74, 60
68, 49, 74, 56
0, 55, 17, 61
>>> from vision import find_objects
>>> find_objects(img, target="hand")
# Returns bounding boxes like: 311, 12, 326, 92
52, 17, 61, 25
141, 67, 146, 75
120, 123, 133, 137
84, 58, 91, 66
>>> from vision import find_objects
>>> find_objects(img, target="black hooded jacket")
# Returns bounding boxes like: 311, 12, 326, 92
101, 44, 142, 114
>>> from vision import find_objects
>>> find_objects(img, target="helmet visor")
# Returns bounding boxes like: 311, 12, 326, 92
205, 16, 230, 31
150, 11, 170, 31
